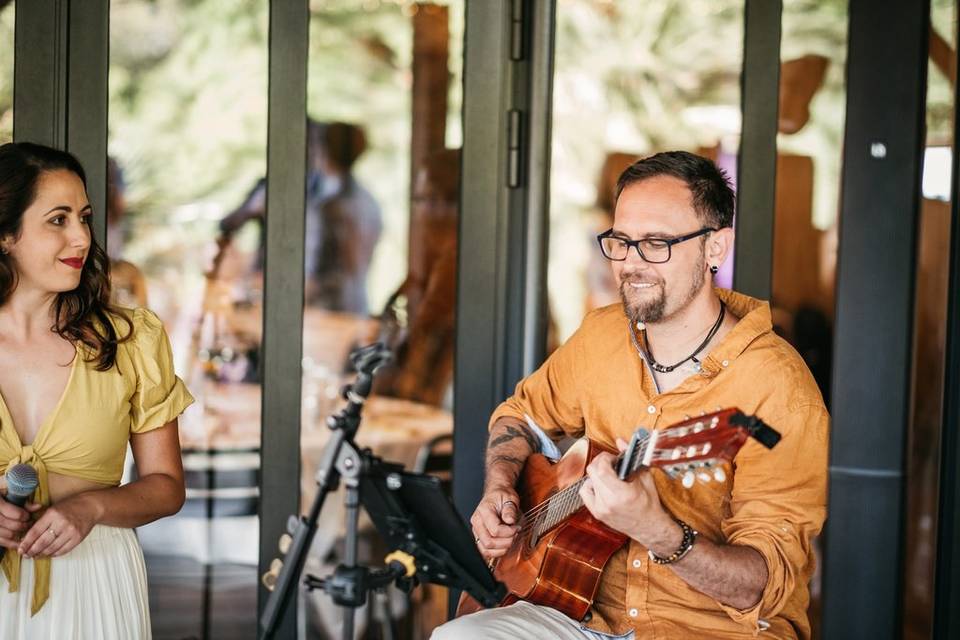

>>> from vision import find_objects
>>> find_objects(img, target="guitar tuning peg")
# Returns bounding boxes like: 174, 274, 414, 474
279, 533, 292, 554
697, 471, 712, 484
682, 470, 695, 489
262, 572, 277, 591
262, 558, 284, 591
286, 515, 299, 535
713, 467, 727, 483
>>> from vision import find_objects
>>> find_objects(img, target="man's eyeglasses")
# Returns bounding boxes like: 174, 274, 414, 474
597, 227, 717, 264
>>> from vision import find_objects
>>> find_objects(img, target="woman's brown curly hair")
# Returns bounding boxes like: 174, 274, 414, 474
0, 142, 132, 370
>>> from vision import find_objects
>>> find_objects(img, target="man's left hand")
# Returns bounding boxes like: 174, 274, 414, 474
579, 438, 681, 554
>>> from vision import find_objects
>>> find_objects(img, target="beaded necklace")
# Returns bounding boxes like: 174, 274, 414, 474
631, 301, 726, 374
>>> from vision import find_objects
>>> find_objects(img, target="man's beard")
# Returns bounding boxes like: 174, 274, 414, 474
620, 254, 707, 325
620, 277, 667, 324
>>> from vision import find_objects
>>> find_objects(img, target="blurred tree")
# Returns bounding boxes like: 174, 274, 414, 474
0, 1, 13, 145
109, 0, 271, 223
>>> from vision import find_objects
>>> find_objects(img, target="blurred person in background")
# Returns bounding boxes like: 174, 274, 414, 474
218, 120, 383, 313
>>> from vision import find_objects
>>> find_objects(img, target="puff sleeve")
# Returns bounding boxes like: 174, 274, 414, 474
128, 308, 194, 433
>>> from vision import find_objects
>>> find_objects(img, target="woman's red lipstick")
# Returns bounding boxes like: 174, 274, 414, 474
60, 257, 84, 269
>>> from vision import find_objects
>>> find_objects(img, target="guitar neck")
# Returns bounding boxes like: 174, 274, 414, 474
520, 409, 780, 540
524, 441, 646, 540
526, 476, 589, 536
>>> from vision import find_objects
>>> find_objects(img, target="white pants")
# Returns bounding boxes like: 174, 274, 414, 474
431, 600, 635, 640
0, 525, 151, 640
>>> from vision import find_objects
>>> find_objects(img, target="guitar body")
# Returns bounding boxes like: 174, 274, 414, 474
454, 409, 779, 622
457, 438, 628, 621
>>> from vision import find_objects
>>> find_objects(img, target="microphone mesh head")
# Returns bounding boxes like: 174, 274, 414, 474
5, 463, 38, 497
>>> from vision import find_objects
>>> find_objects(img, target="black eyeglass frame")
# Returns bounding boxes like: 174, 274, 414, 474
596, 226, 718, 263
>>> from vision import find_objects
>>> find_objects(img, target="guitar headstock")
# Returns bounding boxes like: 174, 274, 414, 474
620, 408, 781, 489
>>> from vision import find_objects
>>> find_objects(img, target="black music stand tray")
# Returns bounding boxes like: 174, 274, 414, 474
353, 458, 505, 607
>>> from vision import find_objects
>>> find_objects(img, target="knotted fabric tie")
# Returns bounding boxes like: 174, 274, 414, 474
1, 446, 51, 615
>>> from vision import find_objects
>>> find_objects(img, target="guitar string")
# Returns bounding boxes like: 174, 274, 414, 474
516, 446, 638, 529
517, 441, 649, 533
516, 438, 651, 538
514, 438, 726, 538
512, 423, 734, 538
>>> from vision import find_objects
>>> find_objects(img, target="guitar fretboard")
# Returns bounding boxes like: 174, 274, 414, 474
525, 434, 650, 541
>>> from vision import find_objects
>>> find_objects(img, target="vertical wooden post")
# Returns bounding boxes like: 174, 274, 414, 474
410, 3, 449, 264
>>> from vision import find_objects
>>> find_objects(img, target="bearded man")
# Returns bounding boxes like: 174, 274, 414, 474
432, 151, 828, 640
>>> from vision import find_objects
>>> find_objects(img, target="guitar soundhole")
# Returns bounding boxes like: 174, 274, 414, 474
519, 522, 539, 555
526, 531, 538, 552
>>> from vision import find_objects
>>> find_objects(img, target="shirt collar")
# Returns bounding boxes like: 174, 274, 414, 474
699, 288, 772, 374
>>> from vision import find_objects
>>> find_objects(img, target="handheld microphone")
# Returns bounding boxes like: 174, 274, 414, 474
1, 463, 38, 560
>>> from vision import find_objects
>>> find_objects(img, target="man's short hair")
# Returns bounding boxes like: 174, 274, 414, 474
615, 151, 736, 229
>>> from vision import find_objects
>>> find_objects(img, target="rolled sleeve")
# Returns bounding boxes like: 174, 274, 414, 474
718, 402, 829, 630
129, 308, 195, 433
488, 316, 591, 440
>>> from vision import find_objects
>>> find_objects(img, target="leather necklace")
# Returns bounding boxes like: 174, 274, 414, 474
632, 301, 726, 374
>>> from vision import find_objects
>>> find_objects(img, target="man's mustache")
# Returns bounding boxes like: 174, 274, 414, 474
620, 273, 662, 286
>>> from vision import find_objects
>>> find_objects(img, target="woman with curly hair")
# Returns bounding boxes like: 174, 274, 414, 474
0, 142, 193, 639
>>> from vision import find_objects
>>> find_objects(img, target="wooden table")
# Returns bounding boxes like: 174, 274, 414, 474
180, 380, 452, 511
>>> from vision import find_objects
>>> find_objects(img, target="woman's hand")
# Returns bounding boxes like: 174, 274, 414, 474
18, 493, 102, 559
0, 492, 40, 550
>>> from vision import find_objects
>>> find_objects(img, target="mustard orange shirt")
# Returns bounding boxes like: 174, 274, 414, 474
489, 289, 829, 639
0, 307, 194, 614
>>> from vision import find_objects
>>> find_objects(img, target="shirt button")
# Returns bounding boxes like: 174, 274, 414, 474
632, 559, 642, 568
647, 405, 656, 414
629, 608, 638, 618
721, 360, 729, 367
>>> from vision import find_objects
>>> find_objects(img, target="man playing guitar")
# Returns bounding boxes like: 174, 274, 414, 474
431, 151, 828, 639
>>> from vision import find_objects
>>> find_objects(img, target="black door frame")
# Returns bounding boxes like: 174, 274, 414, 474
822, 1, 929, 637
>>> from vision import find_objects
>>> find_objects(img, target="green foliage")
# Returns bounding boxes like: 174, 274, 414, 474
6, 0, 953, 333
548, 0, 858, 339
108, 0, 461, 315
0, 3, 13, 144
109, 0, 270, 222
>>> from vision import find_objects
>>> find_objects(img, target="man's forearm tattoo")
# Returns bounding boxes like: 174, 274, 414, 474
489, 454, 525, 468
488, 424, 542, 454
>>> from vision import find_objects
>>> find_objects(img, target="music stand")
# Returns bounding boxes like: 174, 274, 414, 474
258, 343, 503, 640
356, 460, 505, 608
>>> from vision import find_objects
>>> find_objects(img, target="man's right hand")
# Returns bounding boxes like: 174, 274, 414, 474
470, 485, 521, 560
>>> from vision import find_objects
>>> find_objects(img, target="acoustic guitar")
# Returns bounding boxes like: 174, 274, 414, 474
457, 408, 781, 621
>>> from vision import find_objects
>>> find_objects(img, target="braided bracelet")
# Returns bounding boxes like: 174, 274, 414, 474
648, 518, 698, 565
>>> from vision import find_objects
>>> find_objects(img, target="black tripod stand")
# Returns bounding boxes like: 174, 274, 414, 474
258, 343, 503, 640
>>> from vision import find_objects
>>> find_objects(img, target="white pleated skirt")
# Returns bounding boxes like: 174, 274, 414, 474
0, 525, 151, 640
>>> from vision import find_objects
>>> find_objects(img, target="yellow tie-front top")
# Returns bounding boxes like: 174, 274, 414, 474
0, 307, 194, 615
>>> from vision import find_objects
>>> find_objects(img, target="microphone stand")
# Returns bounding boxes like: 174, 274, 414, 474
259, 343, 392, 640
